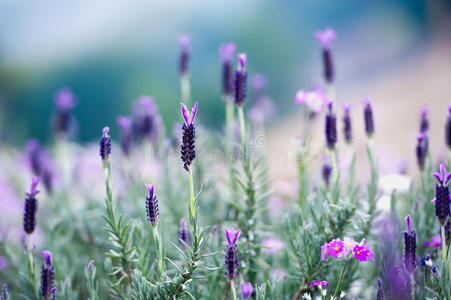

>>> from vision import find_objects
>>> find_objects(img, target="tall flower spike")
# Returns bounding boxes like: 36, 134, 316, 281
23, 177, 40, 234
315, 28, 336, 83
220, 43, 236, 96
40, 251, 55, 300
403, 215, 417, 273
178, 218, 191, 247
325, 100, 337, 150
234, 53, 247, 106
116, 116, 133, 157
416, 133, 428, 171
420, 106, 428, 133
1, 284, 8, 300
433, 163, 451, 225
27, 139, 43, 175
342, 104, 352, 143
241, 281, 253, 299
322, 162, 332, 186
180, 102, 198, 171
54, 87, 76, 134
145, 184, 159, 227
99, 127, 111, 162
362, 96, 374, 137
178, 35, 191, 75
224, 228, 240, 280
376, 278, 384, 300
446, 104, 451, 148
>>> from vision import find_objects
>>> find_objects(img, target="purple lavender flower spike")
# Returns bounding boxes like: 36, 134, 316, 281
23, 177, 40, 234
180, 102, 198, 171
224, 228, 240, 280
40, 251, 55, 300
178, 35, 191, 75
315, 28, 336, 83
234, 53, 248, 106
1, 284, 8, 300
432, 163, 451, 225
220, 43, 236, 96
322, 163, 332, 186
27, 139, 43, 175
403, 215, 417, 273
54, 87, 76, 134
342, 104, 352, 144
117, 116, 133, 157
99, 127, 111, 162
446, 104, 451, 148
241, 281, 253, 299
178, 218, 191, 247
145, 184, 159, 227
420, 106, 428, 133
362, 96, 374, 137
325, 100, 337, 150
376, 278, 384, 300
416, 133, 428, 171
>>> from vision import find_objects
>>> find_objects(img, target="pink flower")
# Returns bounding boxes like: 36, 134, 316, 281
339, 237, 357, 257
309, 280, 327, 289
262, 237, 284, 254
326, 239, 344, 257
294, 89, 328, 113
423, 235, 442, 248
321, 242, 328, 261
353, 242, 375, 262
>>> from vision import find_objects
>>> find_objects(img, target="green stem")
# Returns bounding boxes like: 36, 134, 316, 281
153, 226, 164, 277
27, 235, 36, 297
189, 169, 195, 217
181, 73, 191, 105
332, 261, 347, 298
238, 105, 246, 151
330, 149, 338, 187
230, 280, 237, 300
441, 225, 447, 259
410, 273, 415, 300
327, 82, 336, 102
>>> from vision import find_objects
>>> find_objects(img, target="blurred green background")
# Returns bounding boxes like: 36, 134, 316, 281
0, 0, 449, 144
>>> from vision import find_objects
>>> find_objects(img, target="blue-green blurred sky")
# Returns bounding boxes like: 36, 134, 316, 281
0, 0, 449, 144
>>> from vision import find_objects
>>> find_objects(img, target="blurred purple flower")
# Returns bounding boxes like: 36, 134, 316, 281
0, 256, 8, 271
315, 28, 336, 83
420, 106, 428, 133
220, 43, 236, 96
416, 133, 428, 171
404, 215, 417, 273
270, 269, 287, 282
446, 104, 451, 148
362, 96, 374, 137
23, 177, 40, 234
99, 127, 111, 162
342, 104, 352, 143
294, 89, 328, 113
376, 278, 384, 300
116, 116, 133, 157
234, 53, 247, 106
315, 28, 336, 49
178, 218, 191, 247
131, 96, 163, 143
325, 100, 337, 150
178, 35, 191, 75
309, 280, 327, 289
423, 235, 441, 248
145, 184, 158, 227
241, 281, 253, 299
262, 237, 284, 254
54, 87, 76, 135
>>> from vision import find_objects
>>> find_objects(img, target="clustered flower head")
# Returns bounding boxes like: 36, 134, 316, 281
99, 127, 111, 162
1, 284, 8, 300
309, 280, 327, 289
362, 96, 374, 137
416, 133, 428, 171
240, 281, 253, 299
403, 215, 417, 273
325, 100, 337, 150
180, 102, 198, 172
315, 28, 336, 83
40, 251, 56, 300
224, 228, 240, 280
23, 177, 40, 235
145, 184, 159, 227
234, 53, 247, 106
294, 89, 329, 113
321, 237, 374, 262
219, 43, 236, 96
432, 163, 451, 225
178, 35, 191, 75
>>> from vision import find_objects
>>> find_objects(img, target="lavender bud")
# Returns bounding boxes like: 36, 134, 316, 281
376, 278, 384, 300
145, 184, 158, 227
1, 284, 8, 300
40, 251, 55, 300
403, 215, 417, 273
315, 28, 336, 84
322, 163, 332, 186
220, 43, 236, 96
99, 127, 111, 162
178, 35, 191, 75
117, 116, 133, 157
420, 107, 428, 133
342, 104, 352, 143
23, 177, 40, 234
362, 96, 374, 137
446, 105, 451, 148
420, 254, 431, 284
180, 102, 198, 172
325, 101, 337, 150
431, 265, 439, 277
234, 53, 247, 106
433, 164, 451, 225
415, 133, 428, 171
224, 228, 240, 280
178, 218, 191, 247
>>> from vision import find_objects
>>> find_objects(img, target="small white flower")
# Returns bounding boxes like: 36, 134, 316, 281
340, 291, 346, 298
302, 293, 312, 300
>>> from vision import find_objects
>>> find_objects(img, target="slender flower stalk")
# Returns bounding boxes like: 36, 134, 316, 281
178, 35, 191, 104
40, 251, 55, 300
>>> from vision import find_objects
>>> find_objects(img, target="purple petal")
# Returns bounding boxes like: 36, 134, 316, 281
225, 228, 232, 245
102, 127, 110, 138
181, 103, 190, 124
361, 95, 372, 107
178, 35, 191, 51
315, 28, 336, 49
421, 106, 428, 117
116, 116, 132, 130
180, 218, 187, 228
446, 173, 451, 185
405, 215, 412, 234
238, 53, 247, 72
144, 183, 154, 198
189, 102, 198, 124
294, 90, 307, 104
41, 250, 52, 267
231, 229, 241, 245
220, 43, 236, 63
433, 172, 441, 183
431, 197, 436, 204
55, 87, 75, 111
26, 176, 40, 197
